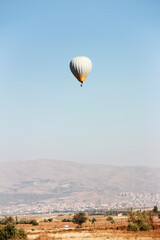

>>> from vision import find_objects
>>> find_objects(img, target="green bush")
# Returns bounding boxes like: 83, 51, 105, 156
76, 225, 82, 228
62, 218, 72, 222
72, 212, 87, 226
18, 219, 28, 224
31, 220, 38, 226
0, 221, 27, 240
0, 217, 15, 225
91, 218, 96, 224
127, 209, 151, 231
48, 218, 53, 222
106, 216, 113, 221
0, 228, 5, 240
18, 218, 38, 225
128, 222, 139, 231
4, 223, 18, 239
17, 228, 27, 239
139, 223, 149, 231
43, 218, 53, 223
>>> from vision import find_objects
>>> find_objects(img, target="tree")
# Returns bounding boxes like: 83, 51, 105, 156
0, 223, 27, 240
127, 210, 151, 231
153, 206, 158, 214
15, 216, 19, 225
0, 216, 15, 225
72, 212, 87, 226
17, 228, 27, 239
105, 211, 109, 216
0, 228, 5, 240
4, 223, 18, 239
0, 217, 27, 240
48, 218, 53, 222
91, 218, 96, 225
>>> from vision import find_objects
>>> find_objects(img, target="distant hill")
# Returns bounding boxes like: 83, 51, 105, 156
0, 159, 160, 210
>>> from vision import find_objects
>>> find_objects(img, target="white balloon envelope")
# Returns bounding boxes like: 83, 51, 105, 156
70, 56, 92, 87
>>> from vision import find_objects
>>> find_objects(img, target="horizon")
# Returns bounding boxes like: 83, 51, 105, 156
0, 158, 160, 169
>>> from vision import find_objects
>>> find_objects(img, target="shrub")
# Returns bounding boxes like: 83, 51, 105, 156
31, 220, 38, 226
106, 216, 113, 221
0, 222, 27, 240
91, 218, 96, 224
0, 217, 15, 225
18, 228, 27, 238
139, 223, 149, 231
18, 218, 38, 225
43, 218, 53, 223
18, 219, 28, 224
76, 225, 82, 228
48, 218, 53, 222
4, 223, 18, 239
127, 209, 151, 231
62, 218, 72, 222
128, 222, 139, 231
0, 228, 5, 240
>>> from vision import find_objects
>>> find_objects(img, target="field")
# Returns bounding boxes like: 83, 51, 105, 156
16, 213, 160, 240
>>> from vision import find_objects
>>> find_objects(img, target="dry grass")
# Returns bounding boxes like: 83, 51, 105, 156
16, 214, 160, 239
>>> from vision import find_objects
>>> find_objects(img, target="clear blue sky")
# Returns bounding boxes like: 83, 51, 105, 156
0, 0, 160, 167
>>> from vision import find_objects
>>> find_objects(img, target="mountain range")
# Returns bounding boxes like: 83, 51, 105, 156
0, 159, 160, 210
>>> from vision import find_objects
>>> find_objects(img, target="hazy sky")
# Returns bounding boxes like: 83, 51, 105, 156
0, 0, 160, 167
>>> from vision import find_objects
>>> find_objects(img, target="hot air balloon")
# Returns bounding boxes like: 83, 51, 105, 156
70, 56, 92, 87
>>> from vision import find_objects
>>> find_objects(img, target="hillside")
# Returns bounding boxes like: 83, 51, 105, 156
0, 159, 160, 213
